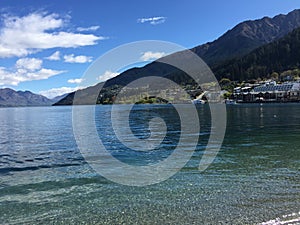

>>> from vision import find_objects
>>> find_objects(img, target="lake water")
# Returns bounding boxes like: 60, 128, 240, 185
0, 104, 299, 224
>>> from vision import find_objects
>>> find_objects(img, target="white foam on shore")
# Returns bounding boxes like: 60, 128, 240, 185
260, 212, 300, 225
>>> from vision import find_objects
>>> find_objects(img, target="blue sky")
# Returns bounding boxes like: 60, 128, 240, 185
0, 0, 299, 98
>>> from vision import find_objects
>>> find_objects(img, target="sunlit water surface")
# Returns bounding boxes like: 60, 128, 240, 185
0, 104, 299, 224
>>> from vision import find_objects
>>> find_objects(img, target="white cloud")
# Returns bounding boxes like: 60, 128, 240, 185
64, 54, 93, 63
0, 12, 105, 58
0, 58, 65, 86
140, 51, 166, 61
77, 25, 100, 32
68, 78, 84, 84
97, 70, 120, 82
137, 16, 166, 25
16, 58, 42, 71
45, 51, 60, 61
39, 86, 83, 99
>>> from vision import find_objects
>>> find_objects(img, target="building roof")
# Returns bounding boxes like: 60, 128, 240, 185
253, 83, 295, 93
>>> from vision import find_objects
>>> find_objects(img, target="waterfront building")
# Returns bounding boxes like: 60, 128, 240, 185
233, 81, 300, 103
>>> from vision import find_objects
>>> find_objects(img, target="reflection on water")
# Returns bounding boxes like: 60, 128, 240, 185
0, 104, 299, 224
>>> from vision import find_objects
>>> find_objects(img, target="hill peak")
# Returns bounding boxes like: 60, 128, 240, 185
192, 9, 300, 64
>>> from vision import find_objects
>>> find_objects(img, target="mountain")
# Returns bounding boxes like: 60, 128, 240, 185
54, 9, 300, 105
51, 93, 69, 103
193, 9, 300, 65
212, 26, 300, 81
0, 88, 53, 107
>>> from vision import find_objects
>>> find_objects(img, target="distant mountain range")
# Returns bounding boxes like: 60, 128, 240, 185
55, 9, 300, 105
51, 93, 69, 103
0, 88, 66, 107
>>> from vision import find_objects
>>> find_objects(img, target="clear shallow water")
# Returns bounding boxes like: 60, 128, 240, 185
0, 104, 299, 224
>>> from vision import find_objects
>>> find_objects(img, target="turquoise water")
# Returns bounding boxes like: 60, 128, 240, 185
0, 104, 299, 224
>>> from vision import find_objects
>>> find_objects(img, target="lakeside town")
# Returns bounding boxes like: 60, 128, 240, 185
231, 80, 300, 103
190, 69, 300, 104
94, 76, 300, 105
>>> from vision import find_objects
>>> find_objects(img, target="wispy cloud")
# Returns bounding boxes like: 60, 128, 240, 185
140, 51, 166, 61
64, 54, 93, 63
77, 25, 100, 32
45, 51, 60, 61
39, 86, 84, 99
0, 12, 105, 58
67, 78, 84, 84
97, 70, 120, 82
137, 16, 166, 25
0, 58, 65, 86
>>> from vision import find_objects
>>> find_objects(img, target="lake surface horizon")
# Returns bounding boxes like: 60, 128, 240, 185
0, 104, 299, 224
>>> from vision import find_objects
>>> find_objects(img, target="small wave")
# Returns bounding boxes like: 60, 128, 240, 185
260, 212, 300, 225
0, 163, 83, 174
